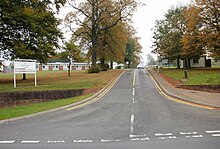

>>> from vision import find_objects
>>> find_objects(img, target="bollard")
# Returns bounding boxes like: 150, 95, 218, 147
184, 70, 187, 79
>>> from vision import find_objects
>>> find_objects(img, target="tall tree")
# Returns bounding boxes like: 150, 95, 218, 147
65, 0, 139, 67
152, 6, 185, 68
0, 0, 66, 63
195, 0, 220, 60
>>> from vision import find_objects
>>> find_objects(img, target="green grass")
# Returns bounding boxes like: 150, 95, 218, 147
161, 69, 220, 85
0, 70, 124, 92
0, 94, 92, 120
0, 70, 124, 120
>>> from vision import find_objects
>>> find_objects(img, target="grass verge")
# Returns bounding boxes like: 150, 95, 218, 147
0, 70, 124, 92
0, 94, 92, 120
160, 68, 220, 85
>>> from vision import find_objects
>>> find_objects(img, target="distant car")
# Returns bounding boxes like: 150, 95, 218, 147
137, 66, 144, 69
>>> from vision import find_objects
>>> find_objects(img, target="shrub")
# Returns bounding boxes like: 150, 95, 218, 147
88, 66, 102, 73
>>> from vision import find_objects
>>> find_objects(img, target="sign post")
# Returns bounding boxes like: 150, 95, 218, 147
14, 59, 37, 88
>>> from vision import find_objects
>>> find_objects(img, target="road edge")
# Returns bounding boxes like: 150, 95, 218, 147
147, 69, 220, 110
0, 70, 125, 124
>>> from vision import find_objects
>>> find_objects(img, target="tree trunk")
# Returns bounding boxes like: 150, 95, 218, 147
187, 58, 191, 69
177, 58, 180, 69
22, 73, 27, 80
100, 57, 105, 70
110, 61, 113, 69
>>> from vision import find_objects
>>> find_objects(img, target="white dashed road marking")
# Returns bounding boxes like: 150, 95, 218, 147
211, 134, 220, 137
21, 140, 40, 144
73, 140, 93, 143
131, 137, 150, 141
0, 140, 16, 144
180, 132, 198, 135
155, 133, 173, 136
101, 139, 120, 143
47, 140, 65, 143
186, 135, 203, 138
159, 136, 177, 140
206, 130, 220, 134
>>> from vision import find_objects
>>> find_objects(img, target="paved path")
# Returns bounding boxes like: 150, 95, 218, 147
0, 69, 220, 149
148, 68, 220, 109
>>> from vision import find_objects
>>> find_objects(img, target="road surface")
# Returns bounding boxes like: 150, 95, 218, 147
0, 69, 220, 149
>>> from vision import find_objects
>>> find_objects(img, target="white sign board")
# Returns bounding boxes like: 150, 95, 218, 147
14, 61, 36, 73
14, 59, 37, 88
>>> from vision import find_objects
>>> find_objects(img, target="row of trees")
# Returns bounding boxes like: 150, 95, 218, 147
152, 0, 220, 68
0, 0, 142, 72
64, 0, 142, 70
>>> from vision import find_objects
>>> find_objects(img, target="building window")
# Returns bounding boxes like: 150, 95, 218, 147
193, 59, 199, 64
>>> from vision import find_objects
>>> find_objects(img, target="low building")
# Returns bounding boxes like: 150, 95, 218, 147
36, 62, 90, 71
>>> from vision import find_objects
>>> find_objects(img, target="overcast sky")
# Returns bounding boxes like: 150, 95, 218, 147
132, 0, 191, 62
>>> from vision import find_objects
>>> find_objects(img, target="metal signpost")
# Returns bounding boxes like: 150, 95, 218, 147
14, 59, 37, 88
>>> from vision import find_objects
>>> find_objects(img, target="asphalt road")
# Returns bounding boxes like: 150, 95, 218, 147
0, 69, 220, 149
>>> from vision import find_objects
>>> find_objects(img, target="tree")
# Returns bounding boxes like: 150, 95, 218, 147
146, 53, 156, 66
61, 41, 85, 76
65, 0, 139, 67
0, 0, 66, 63
152, 6, 185, 68
195, 0, 220, 60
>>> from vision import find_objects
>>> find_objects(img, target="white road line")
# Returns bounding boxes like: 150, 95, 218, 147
186, 135, 203, 138
211, 134, 220, 137
73, 140, 93, 143
131, 137, 150, 141
180, 132, 198, 135
47, 140, 65, 143
21, 140, 40, 144
158, 136, 177, 140
129, 134, 147, 138
0, 140, 16, 144
206, 130, 220, 134
101, 139, 120, 143
155, 133, 173, 136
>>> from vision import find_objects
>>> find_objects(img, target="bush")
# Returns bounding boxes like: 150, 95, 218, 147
101, 63, 109, 71
88, 66, 102, 73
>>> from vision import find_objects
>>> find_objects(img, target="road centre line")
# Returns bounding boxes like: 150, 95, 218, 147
133, 88, 135, 96
0, 140, 16, 144
133, 70, 136, 87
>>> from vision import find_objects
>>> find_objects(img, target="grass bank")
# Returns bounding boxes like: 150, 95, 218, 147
160, 68, 220, 85
0, 70, 124, 92
0, 94, 92, 120
0, 70, 124, 120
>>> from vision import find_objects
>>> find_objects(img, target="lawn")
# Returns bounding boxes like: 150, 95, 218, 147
0, 94, 92, 120
0, 69, 124, 120
0, 70, 124, 92
161, 68, 220, 85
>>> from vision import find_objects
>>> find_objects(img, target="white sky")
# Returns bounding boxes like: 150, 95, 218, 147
58, 0, 191, 63
132, 0, 191, 62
